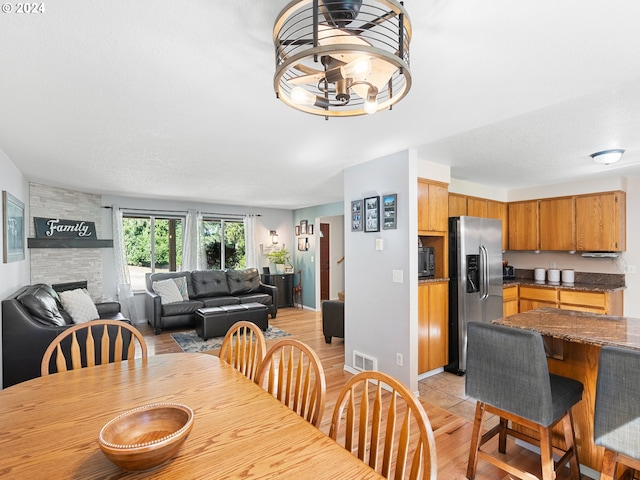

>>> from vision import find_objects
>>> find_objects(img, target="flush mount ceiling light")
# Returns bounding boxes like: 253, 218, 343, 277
591, 149, 625, 165
273, 0, 412, 118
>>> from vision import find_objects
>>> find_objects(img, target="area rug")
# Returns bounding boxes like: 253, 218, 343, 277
171, 326, 291, 353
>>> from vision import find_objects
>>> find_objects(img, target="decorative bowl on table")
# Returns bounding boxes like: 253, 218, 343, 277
98, 402, 194, 471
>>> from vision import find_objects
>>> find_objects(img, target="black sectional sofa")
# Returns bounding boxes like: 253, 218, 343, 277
2, 283, 127, 388
145, 268, 277, 335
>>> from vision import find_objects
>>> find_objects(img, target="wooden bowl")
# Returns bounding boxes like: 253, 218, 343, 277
98, 403, 194, 471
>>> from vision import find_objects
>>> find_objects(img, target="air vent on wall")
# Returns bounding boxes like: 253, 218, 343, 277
353, 351, 377, 372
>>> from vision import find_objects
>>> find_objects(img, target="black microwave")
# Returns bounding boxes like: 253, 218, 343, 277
418, 246, 435, 278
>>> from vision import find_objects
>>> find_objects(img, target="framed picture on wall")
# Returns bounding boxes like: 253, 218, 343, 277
300, 220, 308, 235
351, 199, 363, 232
295, 225, 300, 236
364, 196, 380, 233
382, 193, 397, 230
297, 237, 308, 251
2, 190, 25, 263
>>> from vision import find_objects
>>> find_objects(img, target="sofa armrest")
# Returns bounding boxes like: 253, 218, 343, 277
96, 301, 121, 316
145, 290, 163, 334
259, 282, 278, 318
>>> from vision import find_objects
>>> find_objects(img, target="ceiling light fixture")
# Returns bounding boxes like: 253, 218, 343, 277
591, 149, 625, 165
273, 0, 412, 118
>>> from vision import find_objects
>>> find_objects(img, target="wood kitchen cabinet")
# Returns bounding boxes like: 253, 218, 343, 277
503, 285, 518, 317
418, 179, 448, 233
418, 281, 448, 374
467, 197, 487, 217
575, 191, 626, 252
487, 200, 508, 251
518, 285, 558, 312
508, 201, 539, 251
448, 193, 467, 217
558, 289, 624, 315
539, 196, 575, 251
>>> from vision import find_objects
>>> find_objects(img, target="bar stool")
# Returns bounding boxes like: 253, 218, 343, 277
465, 321, 583, 480
594, 346, 640, 480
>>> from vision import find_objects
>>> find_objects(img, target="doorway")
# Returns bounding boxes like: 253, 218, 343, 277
320, 223, 330, 301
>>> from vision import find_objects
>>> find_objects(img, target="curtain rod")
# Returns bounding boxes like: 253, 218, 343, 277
102, 206, 261, 217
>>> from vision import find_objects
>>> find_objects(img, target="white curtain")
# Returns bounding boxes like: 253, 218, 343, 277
183, 210, 206, 271
244, 214, 259, 269
112, 205, 139, 321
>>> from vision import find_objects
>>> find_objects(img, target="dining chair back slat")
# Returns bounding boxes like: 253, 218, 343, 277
218, 321, 266, 381
330, 370, 437, 480
41, 320, 147, 376
255, 339, 326, 428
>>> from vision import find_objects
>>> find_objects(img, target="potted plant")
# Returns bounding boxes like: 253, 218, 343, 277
265, 246, 291, 274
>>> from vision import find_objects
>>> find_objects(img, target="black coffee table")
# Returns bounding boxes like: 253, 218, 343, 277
195, 303, 268, 340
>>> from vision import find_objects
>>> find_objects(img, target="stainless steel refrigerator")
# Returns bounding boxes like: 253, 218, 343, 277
446, 216, 503, 374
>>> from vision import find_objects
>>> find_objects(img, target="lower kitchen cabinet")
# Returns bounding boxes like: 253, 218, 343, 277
518, 285, 558, 313
517, 284, 623, 316
418, 281, 448, 374
503, 285, 518, 317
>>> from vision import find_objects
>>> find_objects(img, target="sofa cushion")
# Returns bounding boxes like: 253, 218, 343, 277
173, 276, 189, 300
201, 296, 241, 308
59, 289, 100, 324
227, 268, 261, 295
238, 293, 272, 306
17, 285, 69, 326
192, 270, 230, 298
147, 272, 195, 299
161, 299, 203, 317
153, 278, 184, 304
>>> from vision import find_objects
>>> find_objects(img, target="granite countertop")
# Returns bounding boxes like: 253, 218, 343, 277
418, 277, 449, 284
494, 307, 640, 351
502, 278, 626, 293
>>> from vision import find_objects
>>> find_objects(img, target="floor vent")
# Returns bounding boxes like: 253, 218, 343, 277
353, 351, 377, 372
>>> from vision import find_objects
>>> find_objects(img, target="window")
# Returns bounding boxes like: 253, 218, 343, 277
202, 218, 245, 270
123, 215, 183, 290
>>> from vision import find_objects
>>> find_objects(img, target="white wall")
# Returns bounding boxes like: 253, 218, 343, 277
0, 149, 30, 389
344, 149, 418, 391
101, 194, 293, 321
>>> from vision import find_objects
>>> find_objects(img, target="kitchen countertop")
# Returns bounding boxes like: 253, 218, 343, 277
418, 277, 449, 284
494, 307, 640, 351
502, 278, 625, 292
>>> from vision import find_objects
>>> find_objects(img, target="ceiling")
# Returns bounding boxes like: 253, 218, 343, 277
1, 0, 640, 210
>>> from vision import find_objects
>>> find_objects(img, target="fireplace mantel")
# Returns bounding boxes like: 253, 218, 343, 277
27, 238, 113, 249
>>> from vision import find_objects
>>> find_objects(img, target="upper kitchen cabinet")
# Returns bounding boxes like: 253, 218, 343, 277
508, 200, 539, 250
539, 196, 576, 251
448, 193, 467, 217
418, 179, 448, 233
467, 197, 488, 217
487, 200, 508, 251
575, 191, 626, 252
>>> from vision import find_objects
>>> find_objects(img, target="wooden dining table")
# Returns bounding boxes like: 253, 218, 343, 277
0, 353, 384, 479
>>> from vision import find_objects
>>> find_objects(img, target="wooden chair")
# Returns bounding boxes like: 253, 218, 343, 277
465, 321, 583, 480
41, 320, 147, 376
218, 321, 267, 381
329, 370, 437, 480
292, 269, 303, 309
594, 346, 640, 480
255, 339, 326, 427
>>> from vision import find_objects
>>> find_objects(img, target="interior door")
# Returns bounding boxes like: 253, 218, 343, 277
320, 223, 330, 300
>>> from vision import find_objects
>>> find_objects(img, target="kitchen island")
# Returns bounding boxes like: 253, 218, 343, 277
494, 308, 640, 473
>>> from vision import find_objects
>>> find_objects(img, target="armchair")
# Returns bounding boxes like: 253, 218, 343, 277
322, 300, 344, 344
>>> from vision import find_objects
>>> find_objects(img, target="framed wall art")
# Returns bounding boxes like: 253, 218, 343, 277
308, 224, 314, 235
300, 220, 308, 235
351, 199, 363, 232
382, 194, 397, 230
364, 196, 380, 233
3, 191, 25, 263
297, 237, 309, 251
295, 225, 300, 236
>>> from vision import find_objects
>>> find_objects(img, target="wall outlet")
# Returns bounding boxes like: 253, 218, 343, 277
396, 353, 403, 367
392, 269, 403, 283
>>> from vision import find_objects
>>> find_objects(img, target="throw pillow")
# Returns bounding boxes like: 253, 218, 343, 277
153, 278, 184, 305
59, 289, 100, 324
173, 276, 189, 301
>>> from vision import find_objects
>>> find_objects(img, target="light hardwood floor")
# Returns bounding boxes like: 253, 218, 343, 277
138, 307, 594, 480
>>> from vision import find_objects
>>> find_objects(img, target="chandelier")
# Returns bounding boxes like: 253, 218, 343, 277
273, 0, 412, 117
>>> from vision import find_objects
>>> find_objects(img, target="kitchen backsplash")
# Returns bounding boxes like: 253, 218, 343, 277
513, 269, 625, 288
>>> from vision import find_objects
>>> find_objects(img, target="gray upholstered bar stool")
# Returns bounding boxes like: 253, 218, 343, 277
465, 321, 583, 480
594, 346, 640, 480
